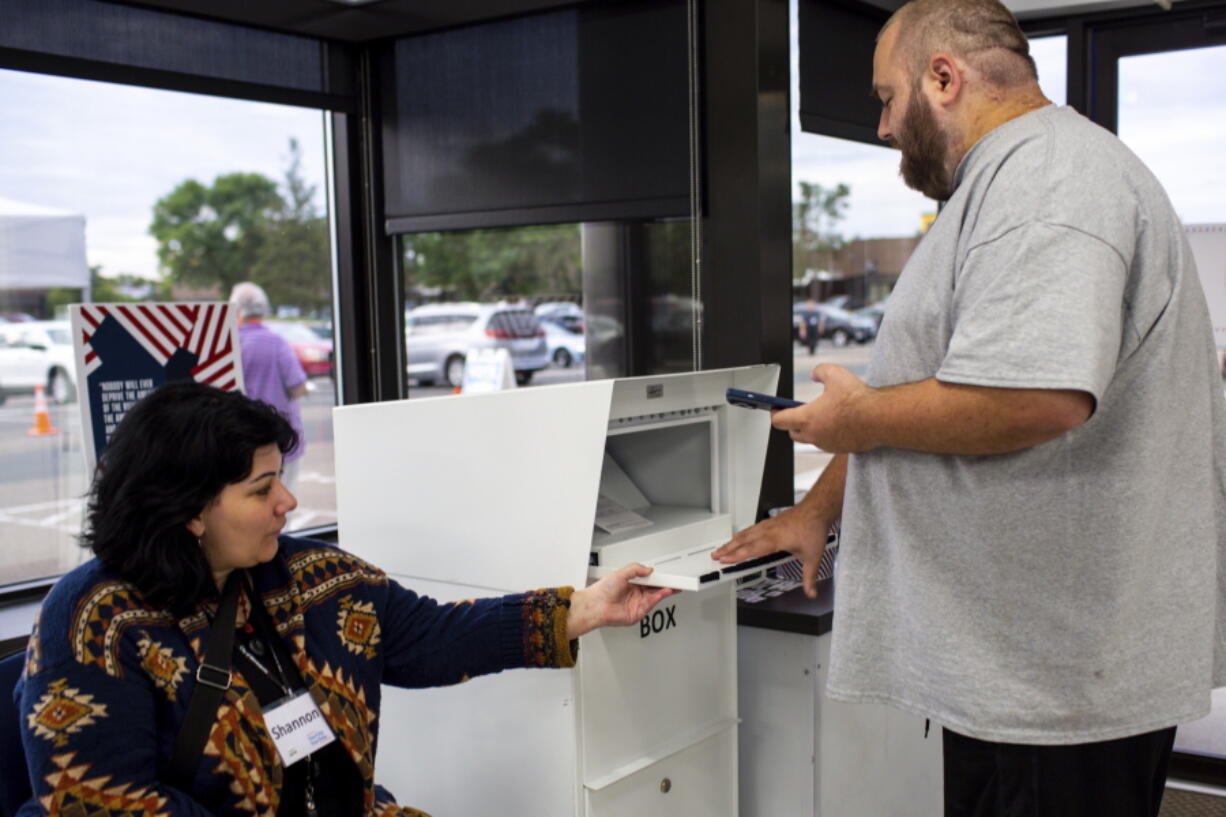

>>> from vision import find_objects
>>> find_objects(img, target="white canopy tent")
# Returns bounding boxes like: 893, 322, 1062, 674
0, 197, 89, 292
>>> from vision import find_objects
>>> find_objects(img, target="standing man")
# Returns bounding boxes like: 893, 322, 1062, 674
230, 282, 308, 493
799, 297, 826, 355
715, 1, 1226, 814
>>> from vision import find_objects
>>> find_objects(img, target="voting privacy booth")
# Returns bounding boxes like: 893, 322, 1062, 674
333, 365, 784, 816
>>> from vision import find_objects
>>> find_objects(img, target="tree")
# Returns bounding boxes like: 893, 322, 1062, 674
793, 181, 851, 278
148, 139, 331, 315
150, 173, 283, 295
404, 224, 581, 302
249, 139, 331, 315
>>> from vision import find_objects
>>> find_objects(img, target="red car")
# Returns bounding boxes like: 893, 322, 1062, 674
264, 320, 333, 378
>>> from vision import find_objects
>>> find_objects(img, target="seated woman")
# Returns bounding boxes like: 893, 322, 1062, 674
16, 381, 674, 817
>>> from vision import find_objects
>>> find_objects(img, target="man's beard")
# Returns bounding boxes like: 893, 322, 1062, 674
894, 90, 955, 201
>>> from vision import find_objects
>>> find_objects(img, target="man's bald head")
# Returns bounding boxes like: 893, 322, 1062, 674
882, 0, 1037, 89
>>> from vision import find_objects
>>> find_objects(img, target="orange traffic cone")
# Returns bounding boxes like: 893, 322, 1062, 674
27, 385, 59, 436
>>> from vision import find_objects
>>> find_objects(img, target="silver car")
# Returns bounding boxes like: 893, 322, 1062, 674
406, 303, 549, 388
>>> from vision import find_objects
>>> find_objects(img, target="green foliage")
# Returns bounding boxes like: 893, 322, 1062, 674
249, 139, 331, 315
793, 181, 851, 278
149, 138, 330, 314
47, 266, 171, 312
403, 223, 581, 302
150, 173, 281, 293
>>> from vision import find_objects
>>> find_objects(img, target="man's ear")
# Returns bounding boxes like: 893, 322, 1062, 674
927, 52, 963, 107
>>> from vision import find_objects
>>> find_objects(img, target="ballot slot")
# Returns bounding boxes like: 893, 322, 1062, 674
591, 412, 721, 551
588, 406, 790, 590
588, 411, 749, 590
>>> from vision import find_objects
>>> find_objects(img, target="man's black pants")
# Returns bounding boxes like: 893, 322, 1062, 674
943, 726, 1177, 817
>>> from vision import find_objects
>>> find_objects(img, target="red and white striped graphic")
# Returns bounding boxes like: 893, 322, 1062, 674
77, 303, 240, 391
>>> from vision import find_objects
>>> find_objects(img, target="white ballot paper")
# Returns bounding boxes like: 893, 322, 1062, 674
594, 494, 654, 534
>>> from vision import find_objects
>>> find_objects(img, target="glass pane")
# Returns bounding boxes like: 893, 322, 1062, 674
400, 219, 696, 394
1119, 45, 1226, 224
0, 68, 336, 587
1029, 35, 1067, 108
1118, 44, 1226, 759
790, 132, 935, 499
402, 224, 584, 393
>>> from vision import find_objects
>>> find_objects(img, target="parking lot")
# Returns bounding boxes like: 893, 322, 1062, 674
0, 380, 341, 585
0, 343, 871, 585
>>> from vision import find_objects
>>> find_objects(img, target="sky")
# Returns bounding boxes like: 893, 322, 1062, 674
0, 13, 1222, 281
1117, 44, 1226, 225
0, 69, 327, 280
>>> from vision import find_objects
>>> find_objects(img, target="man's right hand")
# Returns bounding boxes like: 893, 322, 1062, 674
711, 505, 830, 599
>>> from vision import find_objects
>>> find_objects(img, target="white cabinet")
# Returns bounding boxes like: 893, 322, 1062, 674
737, 625, 944, 817
333, 366, 781, 816
579, 584, 736, 788
586, 728, 737, 817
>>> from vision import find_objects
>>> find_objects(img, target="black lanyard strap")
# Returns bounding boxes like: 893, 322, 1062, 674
167, 571, 242, 792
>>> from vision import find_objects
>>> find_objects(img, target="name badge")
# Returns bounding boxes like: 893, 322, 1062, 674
262, 691, 336, 766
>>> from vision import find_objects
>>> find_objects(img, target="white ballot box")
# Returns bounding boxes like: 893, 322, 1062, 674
332, 365, 781, 816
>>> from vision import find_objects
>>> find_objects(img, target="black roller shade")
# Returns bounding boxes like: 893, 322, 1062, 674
0, 0, 354, 110
798, 0, 894, 145
382, 0, 691, 234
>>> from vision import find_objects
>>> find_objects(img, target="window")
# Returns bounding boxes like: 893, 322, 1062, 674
1117, 45, 1226, 226
1030, 35, 1068, 107
1115, 40, 1226, 765
0, 67, 336, 587
401, 218, 697, 394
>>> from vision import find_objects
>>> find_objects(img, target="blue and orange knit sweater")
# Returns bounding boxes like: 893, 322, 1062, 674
15, 536, 576, 816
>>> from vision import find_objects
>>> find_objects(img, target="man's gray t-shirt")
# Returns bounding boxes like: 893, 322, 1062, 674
827, 105, 1226, 744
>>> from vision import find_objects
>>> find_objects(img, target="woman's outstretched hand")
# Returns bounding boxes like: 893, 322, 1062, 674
566, 563, 679, 640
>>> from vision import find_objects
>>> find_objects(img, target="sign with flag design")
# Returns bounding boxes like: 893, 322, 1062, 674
70, 302, 243, 471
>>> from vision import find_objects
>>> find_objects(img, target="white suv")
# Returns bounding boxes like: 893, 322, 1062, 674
406, 303, 549, 388
0, 321, 78, 404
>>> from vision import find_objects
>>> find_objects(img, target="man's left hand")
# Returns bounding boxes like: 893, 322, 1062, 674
772, 364, 878, 453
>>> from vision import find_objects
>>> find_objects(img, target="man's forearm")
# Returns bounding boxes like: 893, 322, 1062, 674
776, 366, 1095, 457
856, 378, 1093, 455
795, 452, 847, 526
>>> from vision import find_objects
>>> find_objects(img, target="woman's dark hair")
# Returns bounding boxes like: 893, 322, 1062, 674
83, 380, 297, 615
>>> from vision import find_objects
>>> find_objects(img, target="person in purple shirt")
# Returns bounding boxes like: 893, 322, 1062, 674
229, 282, 308, 493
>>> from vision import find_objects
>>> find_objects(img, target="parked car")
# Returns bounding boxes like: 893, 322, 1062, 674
854, 300, 888, 330
820, 294, 865, 311
406, 303, 549, 388
542, 319, 585, 368
792, 303, 877, 347
533, 301, 583, 333
0, 320, 77, 404
307, 322, 333, 342
263, 320, 333, 379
